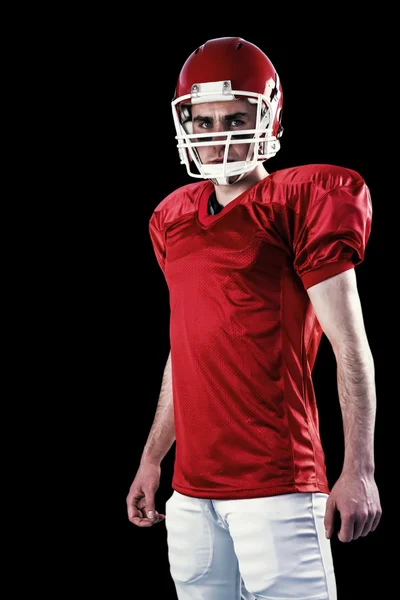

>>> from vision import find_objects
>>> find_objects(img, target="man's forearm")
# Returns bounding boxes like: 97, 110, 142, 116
335, 342, 376, 474
140, 351, 175, 466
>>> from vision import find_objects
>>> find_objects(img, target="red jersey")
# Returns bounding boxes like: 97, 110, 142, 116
149, 164, 372, 500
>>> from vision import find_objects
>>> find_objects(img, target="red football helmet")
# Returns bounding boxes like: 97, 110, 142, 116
172, 37, 284, 185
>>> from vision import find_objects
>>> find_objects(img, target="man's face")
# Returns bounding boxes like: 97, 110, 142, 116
191, 99, 257, 165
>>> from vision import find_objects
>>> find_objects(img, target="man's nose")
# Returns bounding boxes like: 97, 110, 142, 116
209, 124, 228, 145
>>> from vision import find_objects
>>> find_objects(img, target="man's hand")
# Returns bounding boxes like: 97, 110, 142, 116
126, 462, 166, 527
324, 471, 382, 542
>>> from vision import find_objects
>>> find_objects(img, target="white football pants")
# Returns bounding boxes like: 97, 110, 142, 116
165, 490, 337, 599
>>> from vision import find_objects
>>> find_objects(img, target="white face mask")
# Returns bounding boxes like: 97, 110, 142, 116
171, 80, 282, 185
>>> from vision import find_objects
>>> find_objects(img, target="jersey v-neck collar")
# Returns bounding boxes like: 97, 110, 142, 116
195, 178, 268, 228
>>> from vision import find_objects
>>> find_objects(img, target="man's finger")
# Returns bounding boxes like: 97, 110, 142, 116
338, 514, 355, 543
324, 501, 335, 539
130, 512, 166, 527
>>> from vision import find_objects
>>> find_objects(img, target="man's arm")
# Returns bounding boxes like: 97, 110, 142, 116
307, 268, 382, 542
126, 351, 175, 527
140, 350, 175, 466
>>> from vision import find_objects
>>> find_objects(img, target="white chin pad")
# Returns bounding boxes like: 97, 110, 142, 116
201, 161, 249, 178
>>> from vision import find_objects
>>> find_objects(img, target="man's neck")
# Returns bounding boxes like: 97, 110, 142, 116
213, 164, 270, 207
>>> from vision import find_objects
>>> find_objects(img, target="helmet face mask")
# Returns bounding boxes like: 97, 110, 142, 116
171, 38, 283, 185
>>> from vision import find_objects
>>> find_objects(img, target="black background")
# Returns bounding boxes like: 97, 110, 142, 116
67, 16, 391, 600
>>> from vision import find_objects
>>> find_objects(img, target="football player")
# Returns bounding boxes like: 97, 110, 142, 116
127, 37, 382, 600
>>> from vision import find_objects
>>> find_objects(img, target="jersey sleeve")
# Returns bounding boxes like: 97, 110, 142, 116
293, 179, 372, 290
149, 211, 166, 274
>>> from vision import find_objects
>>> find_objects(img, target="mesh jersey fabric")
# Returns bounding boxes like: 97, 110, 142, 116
149, 163, 372, 500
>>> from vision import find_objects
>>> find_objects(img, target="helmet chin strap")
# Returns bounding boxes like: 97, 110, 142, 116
199, 161, 255, 185
210, 171, 248, 186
